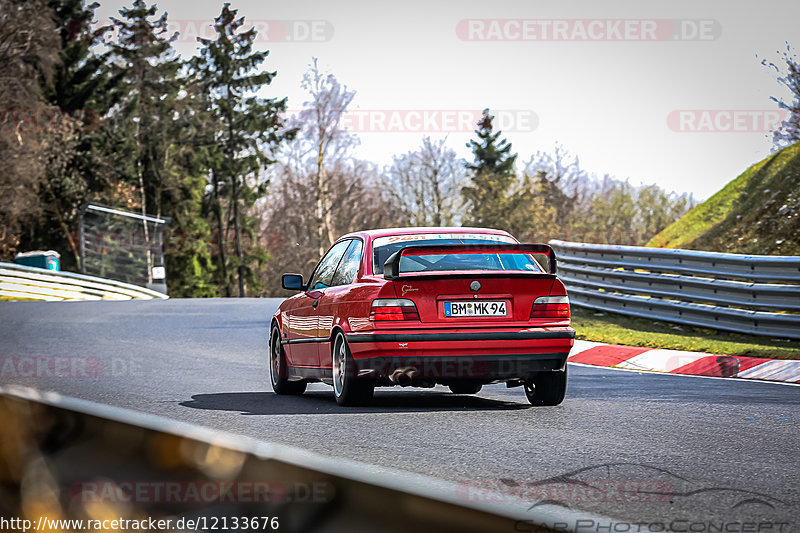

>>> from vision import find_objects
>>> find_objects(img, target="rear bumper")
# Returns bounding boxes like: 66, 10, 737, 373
346, 330, 574, 343
347, 353, 568, 381
344, 327, 574, 381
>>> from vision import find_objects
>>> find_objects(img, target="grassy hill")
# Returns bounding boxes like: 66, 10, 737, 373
648, 142, 800, 255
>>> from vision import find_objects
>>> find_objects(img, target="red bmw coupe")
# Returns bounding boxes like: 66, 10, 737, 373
270, 227, 575, 406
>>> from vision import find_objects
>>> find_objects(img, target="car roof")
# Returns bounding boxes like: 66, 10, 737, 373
338, 227, 515, 242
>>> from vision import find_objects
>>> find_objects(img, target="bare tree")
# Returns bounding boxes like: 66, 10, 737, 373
257, 64, 405, 295
518, 143, 695, 245
385, 136, 466, 226
295, 58, 358, 257
522, 142, 589, 216
258, 157, 405, 295
762, 42, 800, 149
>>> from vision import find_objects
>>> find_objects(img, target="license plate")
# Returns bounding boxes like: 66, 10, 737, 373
444, 300, 507, 317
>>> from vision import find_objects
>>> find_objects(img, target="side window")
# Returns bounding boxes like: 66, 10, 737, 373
307, 240, 351, 291
332, 240, 363, 286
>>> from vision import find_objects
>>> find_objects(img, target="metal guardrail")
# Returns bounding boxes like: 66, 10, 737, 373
0, 262, 168, 301
549, 240, 800, 340
0, 386, 621, 533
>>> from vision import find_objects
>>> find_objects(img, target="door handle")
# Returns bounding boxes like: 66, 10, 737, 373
312, 300, 319, 308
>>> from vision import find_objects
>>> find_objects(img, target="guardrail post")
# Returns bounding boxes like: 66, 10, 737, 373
79, 204, 86, 275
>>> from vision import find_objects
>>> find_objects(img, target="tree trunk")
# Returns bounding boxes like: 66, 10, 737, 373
46, 185, 80, 266
212, 171, 230, 297
136, 139, 152, 285
316, 134, 330, 257
232, 176, 245, 297
134, 58, 152, 285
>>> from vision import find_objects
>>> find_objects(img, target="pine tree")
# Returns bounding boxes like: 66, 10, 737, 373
111, 0, 181, 283
21, 0, 123, 269
45, 0, 119, 115
110, 0, 217, 295
461, 109, 519, 230
191, 3, 290, 297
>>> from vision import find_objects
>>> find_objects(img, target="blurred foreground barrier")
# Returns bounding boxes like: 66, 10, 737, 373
550, 241, 800, 340
0, 262, 167, 301
0, 386, 601, 533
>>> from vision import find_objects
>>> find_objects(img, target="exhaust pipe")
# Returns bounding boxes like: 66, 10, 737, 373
389, 367, 417, 386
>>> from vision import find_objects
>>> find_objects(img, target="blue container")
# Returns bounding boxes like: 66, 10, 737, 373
15, 250, 60, 271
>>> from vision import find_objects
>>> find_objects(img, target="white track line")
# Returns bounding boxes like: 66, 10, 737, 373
567, 361, 800, 387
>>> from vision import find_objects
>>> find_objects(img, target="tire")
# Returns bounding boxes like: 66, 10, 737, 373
270, 325, 306, 395
332, 333, 374, 406
448, 382, 483, 395
524, 367, 567, 406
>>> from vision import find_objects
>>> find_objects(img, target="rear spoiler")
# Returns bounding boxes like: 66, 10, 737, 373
383, 243, 557, 280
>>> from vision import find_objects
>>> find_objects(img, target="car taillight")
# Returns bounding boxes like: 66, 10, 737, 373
370, 298, 420, 321
530, 295, 570, 318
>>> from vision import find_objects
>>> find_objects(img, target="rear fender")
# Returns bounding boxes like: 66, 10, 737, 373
551, 278, 568, 296
332, 316, 353, 337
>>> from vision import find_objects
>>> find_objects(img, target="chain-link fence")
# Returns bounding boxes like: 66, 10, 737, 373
79, 203, 170, 294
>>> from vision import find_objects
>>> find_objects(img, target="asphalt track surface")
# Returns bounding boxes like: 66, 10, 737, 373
1, 298, 798, 530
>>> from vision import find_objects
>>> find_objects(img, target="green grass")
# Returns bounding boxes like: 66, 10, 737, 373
648, 142, 800, 255
571, 307, 800, 360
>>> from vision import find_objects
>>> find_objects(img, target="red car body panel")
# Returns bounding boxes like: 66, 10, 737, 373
273, 227, 575, 384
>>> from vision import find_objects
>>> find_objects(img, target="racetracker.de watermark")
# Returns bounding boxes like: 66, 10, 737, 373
456, 19, 721, 41
522, 229, 656, 247
70, 480, 334, 504
87, 19, 334, 43
458, 479, 674, 504
667, 110, 789, 133
282, 109, 538, 133
1, 356, 146, 379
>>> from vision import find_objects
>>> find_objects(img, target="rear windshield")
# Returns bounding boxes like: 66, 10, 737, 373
372, 234, 543, 275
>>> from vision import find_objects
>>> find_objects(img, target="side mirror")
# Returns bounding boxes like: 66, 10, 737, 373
282, 273, 305, 291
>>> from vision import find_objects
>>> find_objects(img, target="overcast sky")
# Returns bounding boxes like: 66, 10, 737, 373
95, 0, 799, 200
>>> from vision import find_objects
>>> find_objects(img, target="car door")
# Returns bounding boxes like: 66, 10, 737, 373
284, 240, 351, 368
316, 239, 364, 368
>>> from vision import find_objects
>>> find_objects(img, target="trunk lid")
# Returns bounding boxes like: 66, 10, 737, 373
392, 274, 556, 324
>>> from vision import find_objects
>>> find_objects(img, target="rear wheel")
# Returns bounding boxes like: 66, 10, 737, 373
332, 333, 374, 406
524, 368, 567, 406
448, 382, 483, 395
270, 325, 306, 395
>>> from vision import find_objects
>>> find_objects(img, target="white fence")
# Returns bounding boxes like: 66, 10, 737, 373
549, 240, 800, 340
0, 262, 168, 301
